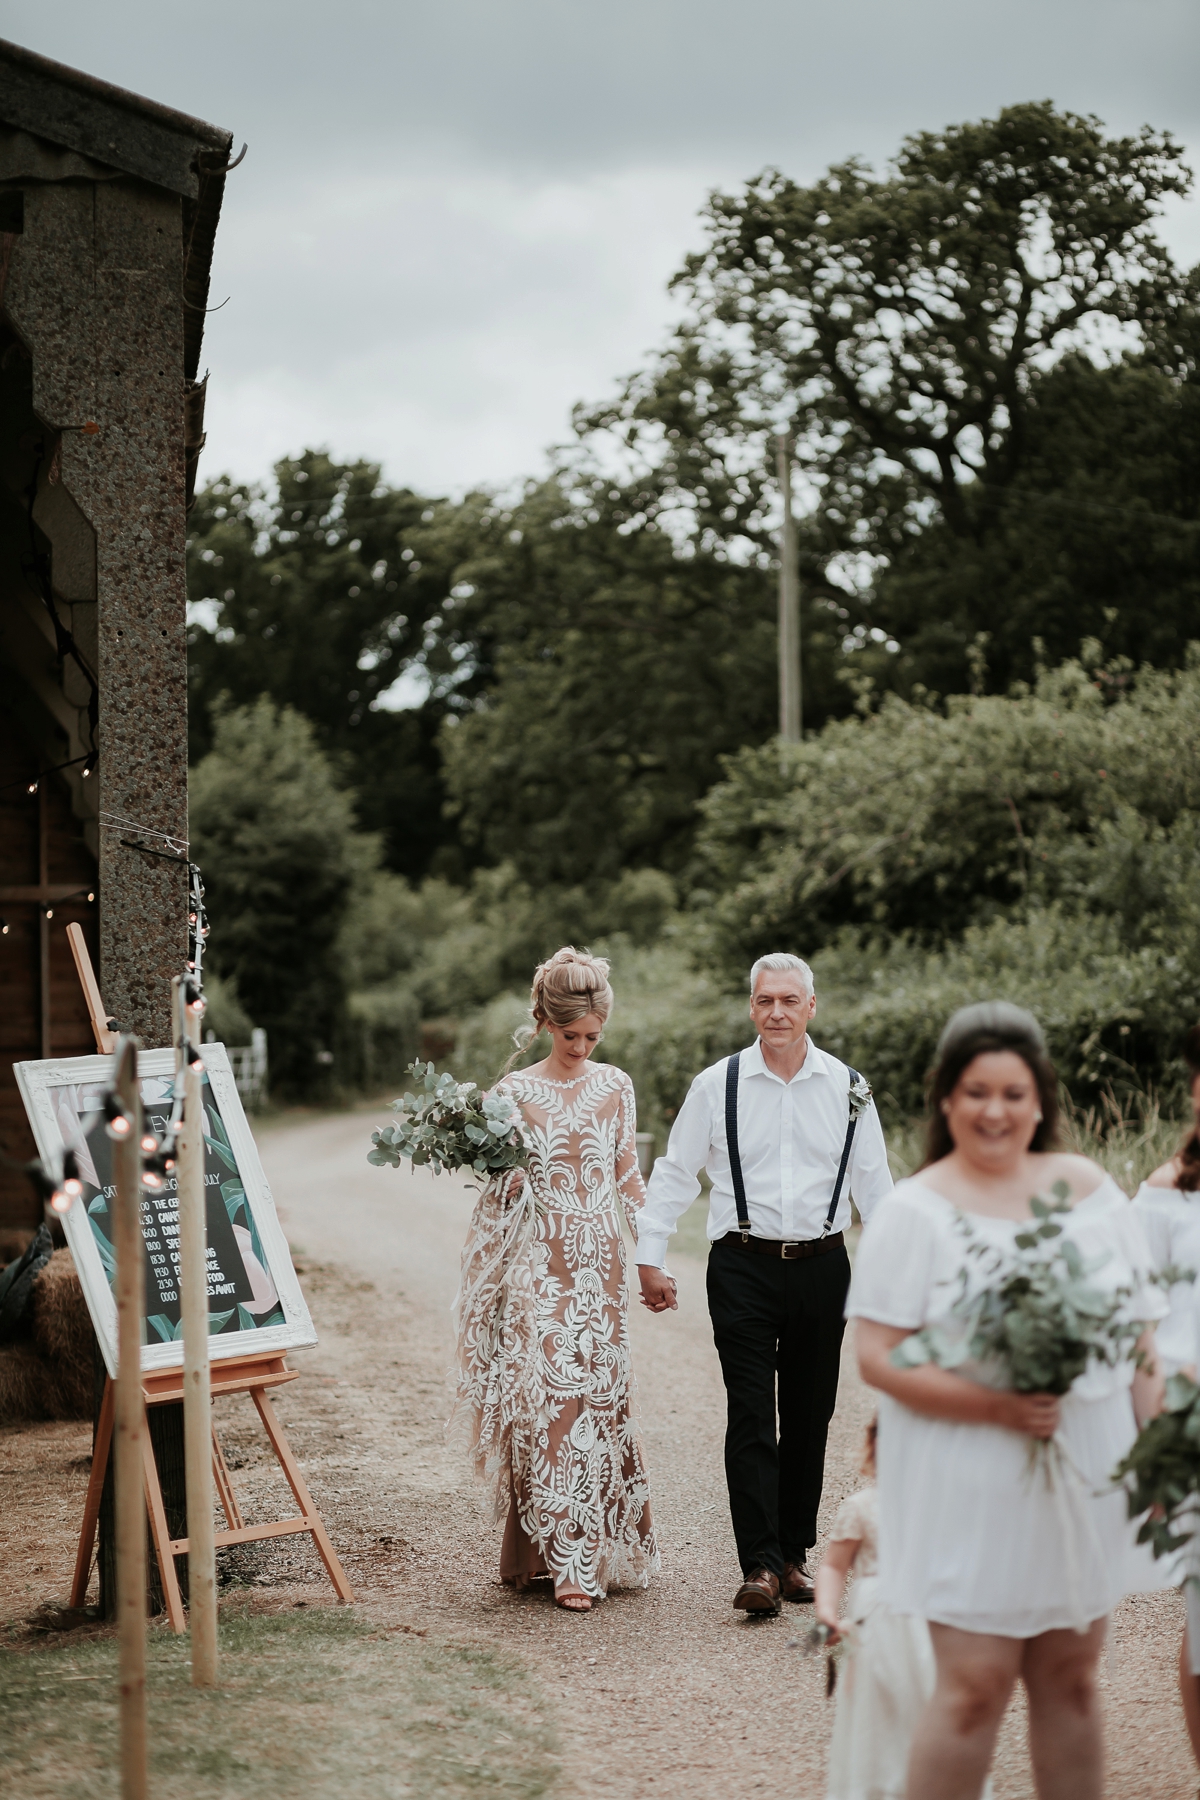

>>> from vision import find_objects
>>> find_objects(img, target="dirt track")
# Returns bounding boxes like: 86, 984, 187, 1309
2, 1102, 1196, 1798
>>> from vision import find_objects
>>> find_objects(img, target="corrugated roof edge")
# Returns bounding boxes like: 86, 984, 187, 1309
0, 36, 231, 153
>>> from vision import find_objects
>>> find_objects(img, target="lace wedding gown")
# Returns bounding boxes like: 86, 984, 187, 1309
452, 1061, 659, 1599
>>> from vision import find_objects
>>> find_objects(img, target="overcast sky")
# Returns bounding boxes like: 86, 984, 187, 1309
7, 1, 1200, 498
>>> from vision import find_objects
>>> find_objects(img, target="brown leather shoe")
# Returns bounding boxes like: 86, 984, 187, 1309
781, 1561, 815, 1603
733, 1568, 782, 1615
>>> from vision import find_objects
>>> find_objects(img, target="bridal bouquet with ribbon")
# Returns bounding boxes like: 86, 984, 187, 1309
368, 1061, 527, 1182
891, 1182, 1152, 1437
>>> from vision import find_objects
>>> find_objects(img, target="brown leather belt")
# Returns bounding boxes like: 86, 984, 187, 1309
719, 1230, 844, 1260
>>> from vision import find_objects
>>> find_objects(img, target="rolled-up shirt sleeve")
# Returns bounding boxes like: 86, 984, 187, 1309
848, 1099, 894, 1223
635, 1072, 715, 1269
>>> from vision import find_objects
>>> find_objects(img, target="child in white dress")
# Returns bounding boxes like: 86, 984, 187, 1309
815, 1422, 937, 1800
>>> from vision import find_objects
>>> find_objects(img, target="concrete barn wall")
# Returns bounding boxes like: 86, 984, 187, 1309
5, 174, 190, 1047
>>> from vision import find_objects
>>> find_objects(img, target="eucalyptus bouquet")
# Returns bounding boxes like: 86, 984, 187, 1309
1115, 1372, 1200, 1561
367, 1061, 527, 1183
892, 1182, 1152, 1477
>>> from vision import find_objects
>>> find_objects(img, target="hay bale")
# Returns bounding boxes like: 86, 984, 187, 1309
31, 1250, 94, 1418
0, 1340, 58, 1421
0, 1250, 95, 1423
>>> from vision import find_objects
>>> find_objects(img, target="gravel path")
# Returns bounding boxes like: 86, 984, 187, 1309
252, 1105, 1198, 1800
4, 1105, 1191, 1797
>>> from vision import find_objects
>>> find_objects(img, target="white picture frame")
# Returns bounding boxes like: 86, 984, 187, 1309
14, 1044, 316, 1377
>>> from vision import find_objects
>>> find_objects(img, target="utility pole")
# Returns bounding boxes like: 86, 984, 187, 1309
776, 433, 801, 742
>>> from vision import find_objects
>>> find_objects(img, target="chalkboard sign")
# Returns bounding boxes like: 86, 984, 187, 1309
14, 1045, 315, 1376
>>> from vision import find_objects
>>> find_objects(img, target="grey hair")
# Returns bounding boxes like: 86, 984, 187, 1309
749, 952, 814, 995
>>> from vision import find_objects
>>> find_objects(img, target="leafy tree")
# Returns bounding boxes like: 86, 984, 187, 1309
190, 698, 363, 1098
187, 453, 457, 878
411, 473, 787, 884
585, 102, 1196, 698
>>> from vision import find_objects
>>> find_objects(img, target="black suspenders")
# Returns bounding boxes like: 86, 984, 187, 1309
725, 1051, 863, 1241
725, 1051, 751, 1233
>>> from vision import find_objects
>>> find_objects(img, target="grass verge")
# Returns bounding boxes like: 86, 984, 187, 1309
0, 1602, 560, 1800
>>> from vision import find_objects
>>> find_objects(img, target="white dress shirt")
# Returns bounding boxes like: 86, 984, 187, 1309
635, 1037, 894, 1268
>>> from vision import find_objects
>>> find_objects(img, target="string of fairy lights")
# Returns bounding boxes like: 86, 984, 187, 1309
5, 813, 211, 1220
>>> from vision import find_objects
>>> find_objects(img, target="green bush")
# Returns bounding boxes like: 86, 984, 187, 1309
346, 983, 422, 1095
694, 654, 1200, 965
807, 906, 1199, 1120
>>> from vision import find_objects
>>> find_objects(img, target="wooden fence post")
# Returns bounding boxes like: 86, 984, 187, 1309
175, 976, 218, 1684
111, 1034, 148, 1800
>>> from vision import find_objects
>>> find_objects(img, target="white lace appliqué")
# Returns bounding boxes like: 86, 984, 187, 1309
450, 1063, 659, 1597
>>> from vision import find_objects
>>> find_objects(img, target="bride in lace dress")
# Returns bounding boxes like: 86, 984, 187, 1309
452, 947, 660, 1612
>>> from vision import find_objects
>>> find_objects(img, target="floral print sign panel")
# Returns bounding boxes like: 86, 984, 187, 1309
50, 1073, 284, 1345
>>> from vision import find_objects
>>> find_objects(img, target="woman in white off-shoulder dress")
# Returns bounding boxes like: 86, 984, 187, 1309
850, 1002, 1164, 1800
452, 947, 658, 1612
1133, 1020, 1200, 1772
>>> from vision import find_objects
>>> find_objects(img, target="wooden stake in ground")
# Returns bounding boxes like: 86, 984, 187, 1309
175, 975, 218, 1685
111, 1033, 148, 1800
776, 432, 801, 743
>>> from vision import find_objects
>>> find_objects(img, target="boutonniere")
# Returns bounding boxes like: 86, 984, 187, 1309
848, 1075, 873, 1119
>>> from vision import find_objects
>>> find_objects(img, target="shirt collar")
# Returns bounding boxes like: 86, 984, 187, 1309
743, 1035, 829, 1086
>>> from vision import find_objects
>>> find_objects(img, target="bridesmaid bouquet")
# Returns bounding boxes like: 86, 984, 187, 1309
1114, 1372, 1200, 1560
367, 1061, 527, 1181
892, 1182, 1152, 1473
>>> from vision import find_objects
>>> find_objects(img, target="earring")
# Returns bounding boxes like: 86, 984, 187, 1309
1034, 1111, 1043, 1123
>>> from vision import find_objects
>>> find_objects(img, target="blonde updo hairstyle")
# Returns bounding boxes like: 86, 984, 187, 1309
502, 946, 614, 1075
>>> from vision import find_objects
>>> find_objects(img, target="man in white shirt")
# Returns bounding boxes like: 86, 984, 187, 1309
636, 952, 893, 1615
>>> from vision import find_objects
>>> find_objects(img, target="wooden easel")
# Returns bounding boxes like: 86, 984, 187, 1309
71, 1352, 353, 1631
64, 926, 354, 1629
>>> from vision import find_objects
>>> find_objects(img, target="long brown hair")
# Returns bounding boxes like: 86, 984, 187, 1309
1176, 1024, 1200, 1191
922, 1001, 1059, 1168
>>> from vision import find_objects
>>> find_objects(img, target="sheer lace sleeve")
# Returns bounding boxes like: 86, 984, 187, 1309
614, 1070, 647, 1233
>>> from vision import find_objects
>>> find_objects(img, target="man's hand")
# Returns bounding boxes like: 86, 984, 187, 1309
637, 1265, 678, 1313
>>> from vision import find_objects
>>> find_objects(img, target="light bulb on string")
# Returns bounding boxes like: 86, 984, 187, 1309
141, 1146, 176, 1189
0, 918, 8, 935
139, 1130, 158, 1154
44, 907, 53, 921
49, 1150, 84, 1215
26, 779, 38, 796
103, 1092, 133, 1141
81, 751, 97, 777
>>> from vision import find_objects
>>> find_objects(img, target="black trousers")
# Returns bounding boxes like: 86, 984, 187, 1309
706, 1235, 851, 1577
